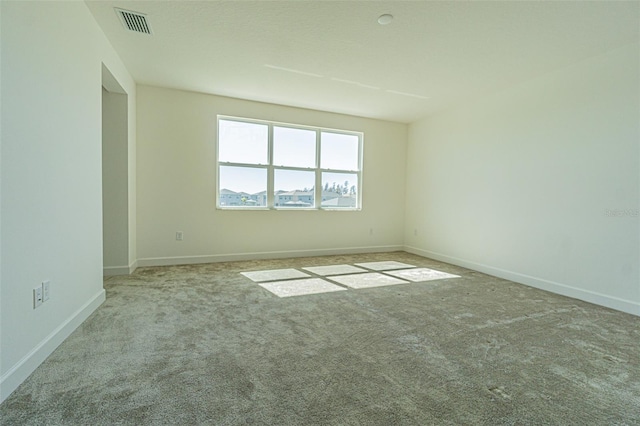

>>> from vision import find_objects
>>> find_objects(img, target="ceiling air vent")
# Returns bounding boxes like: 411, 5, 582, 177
115, 8, 152, 35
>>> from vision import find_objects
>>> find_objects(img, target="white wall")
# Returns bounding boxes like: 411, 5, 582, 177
102, 88, 130, 273
126, 85, 137, 273
0, 2, 3, 404
0, 1, 136, 402
405, 43, 640, 316
137, 86, 407, 265
101, 64, 138, 274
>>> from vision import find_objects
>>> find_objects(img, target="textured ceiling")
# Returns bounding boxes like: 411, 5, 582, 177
86, 1, 639, 123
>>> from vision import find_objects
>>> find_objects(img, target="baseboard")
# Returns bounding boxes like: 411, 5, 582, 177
103, 265, 130, 276
103, 260, 138, 276
404, 245, 640, 317
0, 289, 106, 403
128, 259, 138, 274
136, 245, 404, 267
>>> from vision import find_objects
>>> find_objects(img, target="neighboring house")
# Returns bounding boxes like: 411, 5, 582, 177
321, 196, 357, 208
275, 190, 314, 206
320, 191, 342, 204
220, 189, 352, 207
251, 191, 267, 206
219, 188, 252, 206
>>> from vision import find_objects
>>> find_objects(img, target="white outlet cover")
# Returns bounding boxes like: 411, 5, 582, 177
34, 287, 43, 308
42, 280, 50, 301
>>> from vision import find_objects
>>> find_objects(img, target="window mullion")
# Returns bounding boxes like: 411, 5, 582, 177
358, 135, 363, 209
267, 124, 274, 209
315, 129, 322, 208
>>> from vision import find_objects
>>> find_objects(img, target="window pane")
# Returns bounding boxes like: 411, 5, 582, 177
219, 166, 267, 207
273, 126, 316, 168
321, 172, 358, 208
320, 132, 359, 171
218, 120, 268, 164
274, 169, 315, 208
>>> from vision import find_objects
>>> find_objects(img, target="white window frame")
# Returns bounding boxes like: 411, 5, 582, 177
216, 115, 363, 211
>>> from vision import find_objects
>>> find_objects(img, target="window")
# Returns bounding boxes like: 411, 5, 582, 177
217, 116, 363, 210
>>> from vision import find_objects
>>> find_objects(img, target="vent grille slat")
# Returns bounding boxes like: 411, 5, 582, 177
115, 8, 152, 35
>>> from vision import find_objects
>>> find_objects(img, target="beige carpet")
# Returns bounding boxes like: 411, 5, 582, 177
1, 252, 638, 425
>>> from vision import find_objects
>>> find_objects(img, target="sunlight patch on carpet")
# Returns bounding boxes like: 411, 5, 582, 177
259, 278, 347, 297
385, 268, 460, 282
328, 272, 409, 289
354, 261, 416, 271
241, 269, 310, 282
302, 264, 368, 276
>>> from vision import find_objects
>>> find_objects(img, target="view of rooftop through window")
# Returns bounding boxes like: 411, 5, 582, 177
217, 117, 362, 209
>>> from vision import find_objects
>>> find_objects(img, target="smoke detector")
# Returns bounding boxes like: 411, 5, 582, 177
115, 8, 152, 35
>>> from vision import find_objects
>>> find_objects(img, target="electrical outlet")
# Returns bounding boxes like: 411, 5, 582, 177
42, 280, 51, 302
414, 228, 418, 236
369, 228, 374, 236
33, 286, 43, 309
176, 231, 183, 241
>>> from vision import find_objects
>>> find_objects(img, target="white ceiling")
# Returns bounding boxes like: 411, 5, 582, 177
86, 1, 639, 123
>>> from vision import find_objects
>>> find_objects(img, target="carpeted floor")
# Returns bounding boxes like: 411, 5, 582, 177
1, 252, 639, 425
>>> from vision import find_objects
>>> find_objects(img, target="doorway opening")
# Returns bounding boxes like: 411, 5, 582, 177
101, 65, 129, 276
